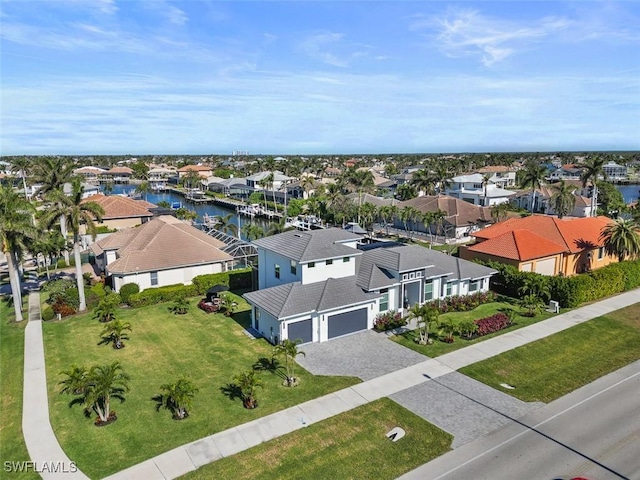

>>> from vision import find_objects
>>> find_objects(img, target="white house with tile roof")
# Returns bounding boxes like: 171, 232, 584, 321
91, 215, 233, 293
244, 228, 496, 344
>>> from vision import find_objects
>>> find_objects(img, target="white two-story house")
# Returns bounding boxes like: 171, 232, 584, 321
244, 228, 496, 344
445, 173, 516, 206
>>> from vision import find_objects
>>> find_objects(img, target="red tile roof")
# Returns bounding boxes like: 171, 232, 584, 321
82, 194, 154, 220
468, 229, 565, 261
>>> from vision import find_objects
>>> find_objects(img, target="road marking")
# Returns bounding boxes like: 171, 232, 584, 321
433, 369, 640, 479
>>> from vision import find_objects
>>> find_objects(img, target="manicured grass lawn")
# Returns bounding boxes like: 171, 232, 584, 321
182, 398, 453, 480
0, 299, 39, 480
43, 293, 360, 479
459, 303, 640, 403
392, 299, 558, 357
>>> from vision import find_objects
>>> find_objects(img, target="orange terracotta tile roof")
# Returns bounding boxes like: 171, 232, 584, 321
82, 194, 154, 220
555, 216, 612, 253
468, 229, 566, 261
106, 166, 133, 174
177, 165, 211, 172
476, 165, 514, 173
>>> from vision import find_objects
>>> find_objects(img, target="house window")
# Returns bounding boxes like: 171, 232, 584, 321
469, 280, 479, 292
275, 264, 280, 279
424, 281, 433, 301
326, 259, 333, 266
150, 271, 158, 286
443, 282, 452, 297
598, 247, 604, 260
379, 289, 389, 311
343, 257, 350, 263
308, 262, 315, 268
409, 272, 415, 279
402, 274, 408, 281
290, 260, 297, 275
416, 271, 423, 278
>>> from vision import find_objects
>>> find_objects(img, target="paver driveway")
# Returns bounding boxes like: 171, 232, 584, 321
297, 330, 427, 380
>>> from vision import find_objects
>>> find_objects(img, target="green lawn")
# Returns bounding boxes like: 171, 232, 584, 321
43, 293, 360, 479
460, 303, 640, 403
0, 298, 39, 480
392, 299, 559, 357
181, 398, 453, 480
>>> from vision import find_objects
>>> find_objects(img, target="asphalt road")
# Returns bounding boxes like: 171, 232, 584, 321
400, 361, 640, 480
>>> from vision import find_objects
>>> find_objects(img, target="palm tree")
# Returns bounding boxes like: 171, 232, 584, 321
155, 376, 199, 420
136, 181, 150, 201
599, 219, 640, 262
258, 176, 270, 210
31, 156, 75, 198
517, 275, 551, 303
30, 228, 65, 280
359, 202, 378, 234
379, 205, 398, 236
273, 339, 306, 387
41, 178, 104, 312
99, 318, 132, 349
58, 365, 89, 395
431, 165, 452, 194
410, 168, 436, 196
9, 157, 31, 199
481, 173, 492, 207
490, 202, 511, 223
241, 223, 265, 241
93, 293, 120, 323
300, 175, 316, 199
266, 172, 278, 213
581, 156, 608, 217
234, 370, 263, 409
409, 304, 439, 345
549, 180, 576, 219
213, 213, 239, 237
0, 184, 36, 321
520, 161, 547, 213
82, 362, 131, 424
175, 207, 198, 223
181, 170, 202, 191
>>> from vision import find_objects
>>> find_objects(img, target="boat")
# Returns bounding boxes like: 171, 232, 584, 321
171, 201, 182, 209
237, 204, 263, 217
185, 188, 207, 201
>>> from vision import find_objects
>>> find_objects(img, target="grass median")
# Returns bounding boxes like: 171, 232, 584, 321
181, 398, 453, 480
459, 302, 640, 403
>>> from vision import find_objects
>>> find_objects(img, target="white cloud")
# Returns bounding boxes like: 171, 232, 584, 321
298, 31, 372, 68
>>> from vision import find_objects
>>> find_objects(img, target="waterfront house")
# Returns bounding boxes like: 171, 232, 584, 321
99, 166, 134, 184
445, 173, 516, 206
81, 194, 155, 231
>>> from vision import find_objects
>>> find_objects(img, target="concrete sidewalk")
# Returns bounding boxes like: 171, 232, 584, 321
22, 288, 639, 480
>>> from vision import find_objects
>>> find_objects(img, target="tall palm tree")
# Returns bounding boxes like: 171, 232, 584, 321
481, 173, 492, 207
135, 181, 150, 201
599, 219, 640, 262
31, 156, 76, 197
0, 185, 36, 321
9, 157, 31, 199
581, 156, 608, 217
490, 202, 511, 223
82, 362, 131, 424
520, 161, 547, 213
213, 213, 239, 237
431, 165, 452, 194
410, 168, 436, 196
359, 202, 378, 233
550, 180, 576, 219
379, 205, 398, 235
41, 178, 104, 312
300, 175, 316, 199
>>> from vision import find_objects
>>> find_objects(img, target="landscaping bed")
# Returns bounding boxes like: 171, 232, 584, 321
43, 294, 360, 479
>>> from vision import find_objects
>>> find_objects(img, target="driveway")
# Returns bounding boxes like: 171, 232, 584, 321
296, 330, 428, 381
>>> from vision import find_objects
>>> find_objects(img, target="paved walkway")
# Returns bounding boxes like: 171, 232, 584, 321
22, 288, 640, 480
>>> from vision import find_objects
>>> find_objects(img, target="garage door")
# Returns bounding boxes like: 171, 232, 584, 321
535, 258, 556, 276
328, 308, 368, 339
287, 319, 313, 344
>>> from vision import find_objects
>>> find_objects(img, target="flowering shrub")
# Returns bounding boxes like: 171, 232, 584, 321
52, 300, 76, 318
474, 313, 511, 337
373, 310, 407, 331
426, 291, 496, 314
198, 299, 219, 313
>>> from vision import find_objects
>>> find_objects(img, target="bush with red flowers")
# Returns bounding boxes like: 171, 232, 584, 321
474, 312, 511, 337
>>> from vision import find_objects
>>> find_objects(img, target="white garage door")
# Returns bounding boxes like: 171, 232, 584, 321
535, 258, 556, 276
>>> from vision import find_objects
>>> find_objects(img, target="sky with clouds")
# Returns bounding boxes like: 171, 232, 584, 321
1, 0, 639, 155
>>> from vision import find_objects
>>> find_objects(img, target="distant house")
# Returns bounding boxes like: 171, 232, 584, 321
243, 228, 496, 344
510, 186, 593, 218
445, 173, 516, 206
177, 165, 213, 180
100, 166, 134, 184
459, 215, 616, 276
74, 166, 107, 184
81, 194, 155, 231
475, 166, 518, 188
245, 171, 293, 191
602, 161, 627, 181
548, 165, 583, 181
91, 215, 233, 293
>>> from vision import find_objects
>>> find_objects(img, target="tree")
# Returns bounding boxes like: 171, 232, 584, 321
241, 223, 265, 241
213, 213, 239, 237
9, 157, 31, 199
81, 362, 130, 425
409, 304, 439, 345
517, 275, 551, 302
93, 293, 120, 323
596, 181, 625, 218
598, 219, 640, 262
234, 370, 263, 409
520, 161, 547, 213
410, 168, 436, 196
300, 175, 316, 199
41, 178, 104, 312
490, 202, 511, 223
396, 183, 417, 201
58, 365, 89, 396
31, 156, 75, 197
99, 318, 132, 349
581, 156, 608, 217
549, 180, 576, 219
175, 207, 198, 223
481, 173, 492, 207
169, 294, 190, 315
258, 176, 270, 210
359, 202, 378, 234
155, 376, 199, 420
136, 181, 150, 201
0, 184, 36, 321
180, 170, 202, 190
31, 228, 65, 280
273, 339, 305, 387
519, 294, 544, 317
378, 205, 398, 235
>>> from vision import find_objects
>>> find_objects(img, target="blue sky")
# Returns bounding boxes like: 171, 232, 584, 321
1, 0, 639, 155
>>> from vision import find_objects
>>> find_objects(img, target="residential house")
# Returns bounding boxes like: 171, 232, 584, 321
81, 194, 155, 231
602, 161, 627, 181
459, 215, 616, 276
148, 167, 177, 190
99, 166, 133, 184
548, 165, 583, 181
445, 173, 516, 206
177, 165, 213, 181
476, 165, 518, 188
91, 215, 233, 293
74, 166, 107, 185
510, 186, 593, 218
243, 228, 496, 344
245, 171, 294, 191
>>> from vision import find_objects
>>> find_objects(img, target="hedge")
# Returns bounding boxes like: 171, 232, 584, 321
191, 268, 253, 295
484, 259, 640, 308
127, 284, 198, 308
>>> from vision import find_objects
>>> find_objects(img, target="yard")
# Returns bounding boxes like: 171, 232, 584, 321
181, 398, 453, 480
392, 297, 559, 357
43, 293, 360, 479
460, 302, 640, 403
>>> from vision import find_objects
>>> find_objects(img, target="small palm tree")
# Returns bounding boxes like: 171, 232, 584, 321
58, 365, 89, 395
517, 275, 551, 303
155, 376, 199, 420
234, 370, 263, 409
409, 304, 439, 345
82, 362, 130, 425
241, 223, 265, 241
99, 318, 132, 349
213, 213, 239, 237
599, 219, 640, 262
273, 339, 306, 387
169, 294, 190, 315
520, 294, 544, 317
93, 293, 120, 323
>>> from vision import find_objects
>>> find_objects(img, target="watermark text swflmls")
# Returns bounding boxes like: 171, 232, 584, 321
3, 461, 78, 473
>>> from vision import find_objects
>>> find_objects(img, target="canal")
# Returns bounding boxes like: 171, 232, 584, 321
615, 184, 640, 204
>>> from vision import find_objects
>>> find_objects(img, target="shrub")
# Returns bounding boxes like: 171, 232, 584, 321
191, 268, 253, 295
52, 300, 76, 318
119, 283, 140, 305
42, 306, 55, 321
474, 313, 511, 337
373, 310, 407, 331
457, 319, 478, 339
128, 284, 198, 308
427, 291, 496, 314
198, 299, 219, 313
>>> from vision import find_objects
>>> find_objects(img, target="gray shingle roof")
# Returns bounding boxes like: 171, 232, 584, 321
356, 254, 397, 290
243, 277, 379, 319
252, 228, 363, 263
417, 249, 497, 281
361, 244, 437, 273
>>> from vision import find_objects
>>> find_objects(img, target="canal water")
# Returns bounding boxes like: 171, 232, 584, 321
107, 184, 275, 237
615, 184, 640, 204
